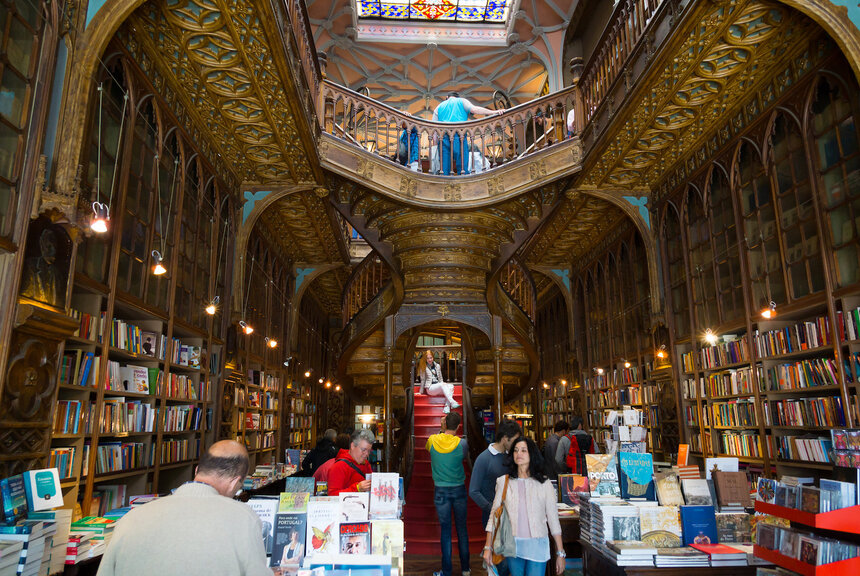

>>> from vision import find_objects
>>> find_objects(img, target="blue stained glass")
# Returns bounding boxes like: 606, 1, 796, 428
485, 2, 506, 21
381, 3, 410, 18
456, 6, 483, 20
358, 0, 381, 16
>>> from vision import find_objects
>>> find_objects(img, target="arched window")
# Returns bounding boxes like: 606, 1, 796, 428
687, 187, 718, 329
770, 112, 824, 298
810, 77, 860, 288
663, 203, 690, 339
146, 129, 180, 310
176, 157, 200, 325
738, 141, 785, 308
709, 166, 743, 322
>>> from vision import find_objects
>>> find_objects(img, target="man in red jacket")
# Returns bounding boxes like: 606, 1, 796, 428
327, 429, 375, 496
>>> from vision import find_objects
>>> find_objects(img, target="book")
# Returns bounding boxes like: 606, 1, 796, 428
704, 457, 738, 479
689, 543, 747, 565
618, 452, 656, 500
778, 529, 800, 559
339, 493, 370, 523
712, 470, 751, 509
677, 444, 689, 466
586, 454, 620, 497
820, 478, 856, 509
0, 475, 27, 525
285, 449, 302, 468
798, 535, 820, 565
22, 469, 62, 512
369, 473, 399, 519
675, 465, 700, 479
715, 512, 751, 543
557, 474, 589, 506
755, 478, 777, 504
654, 471, 684, 506
639, 505, 682, 547
306, 497, 340, 557
613, 515, 641, 541
370, 519, 404, 560
681, 479, 712, 506
272, 493, 309, 570
340, 522, 370, 555
680, 505, 718, 546
800, 485, 821, 513
140, 332, 158, 357
284, 477, 315, 495
245, 496, 278, 555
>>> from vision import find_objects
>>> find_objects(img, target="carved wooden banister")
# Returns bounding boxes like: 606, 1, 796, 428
579, 0, 665, 125
321, 80, 578, 174
284, 0, 321, 110
498, 258, 537, 323
342, 252, 391, 327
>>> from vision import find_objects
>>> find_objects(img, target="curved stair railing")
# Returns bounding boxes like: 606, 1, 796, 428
342, 253, 392, 328
320, 81, 578, 175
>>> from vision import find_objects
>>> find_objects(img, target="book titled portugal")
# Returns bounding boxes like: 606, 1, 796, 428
271, 492, 309, 570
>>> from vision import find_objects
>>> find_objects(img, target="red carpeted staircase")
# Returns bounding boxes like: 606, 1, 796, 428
404, 384, 486, 556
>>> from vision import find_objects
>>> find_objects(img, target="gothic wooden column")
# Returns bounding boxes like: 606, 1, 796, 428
492, 314, 504, 426
383, 316, 394, 472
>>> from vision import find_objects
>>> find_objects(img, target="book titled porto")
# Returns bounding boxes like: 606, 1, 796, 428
369, 473, 400, 519
680, 505, 718, 546
272, 492, 309, 569
340, 522, 370, 555
370, 519, 404, 560
618, 452, 656, 500
306, 496, 340, 557
586, 454, 620, 497
558, 474, 589, 506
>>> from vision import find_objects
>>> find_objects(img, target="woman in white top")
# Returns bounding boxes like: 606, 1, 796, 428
482, 437, 565, 576
416, 349, 459, 413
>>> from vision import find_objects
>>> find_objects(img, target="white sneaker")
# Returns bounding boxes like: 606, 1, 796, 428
443, 405, 451, 414
451, 401, 461, 410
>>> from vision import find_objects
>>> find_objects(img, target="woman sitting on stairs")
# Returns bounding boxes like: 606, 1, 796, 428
417, 349, 460, 413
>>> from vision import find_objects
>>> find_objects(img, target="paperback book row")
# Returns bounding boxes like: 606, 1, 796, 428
755, 476, 858, 513
756, 523, 859, 567
245, 474, 404, 576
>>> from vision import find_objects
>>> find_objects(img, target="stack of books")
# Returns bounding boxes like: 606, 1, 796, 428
690, 543, 748, 566
0, 541, 23, 576
653, 547, 709, 567
606, 540, 657, 566
64, 532, 94, 565
68, 517, 116, 559
0, 522, 49, 576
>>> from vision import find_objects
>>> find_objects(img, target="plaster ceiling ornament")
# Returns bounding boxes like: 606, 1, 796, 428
580, 0, 816, 189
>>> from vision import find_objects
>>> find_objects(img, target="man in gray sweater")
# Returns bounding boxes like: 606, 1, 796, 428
468, 419, 521, 576
98, 440, 271, 576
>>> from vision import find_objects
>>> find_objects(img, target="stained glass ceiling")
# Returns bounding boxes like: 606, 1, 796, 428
356, 0, 511, 23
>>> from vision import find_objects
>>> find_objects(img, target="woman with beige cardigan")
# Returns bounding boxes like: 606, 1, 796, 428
482, 437, 565, 576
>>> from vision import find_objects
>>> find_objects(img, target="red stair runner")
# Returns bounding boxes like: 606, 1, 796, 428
404, 384, 486, 556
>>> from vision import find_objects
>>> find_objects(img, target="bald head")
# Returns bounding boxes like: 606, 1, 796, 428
195, 440, 250, 496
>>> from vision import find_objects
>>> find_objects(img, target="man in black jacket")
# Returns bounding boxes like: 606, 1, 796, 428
301, 428, 338, 475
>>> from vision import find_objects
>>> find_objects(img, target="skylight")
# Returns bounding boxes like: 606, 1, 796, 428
356, 0, 511, 23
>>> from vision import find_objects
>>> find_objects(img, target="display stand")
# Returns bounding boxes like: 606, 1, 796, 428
580, 539, 758, 576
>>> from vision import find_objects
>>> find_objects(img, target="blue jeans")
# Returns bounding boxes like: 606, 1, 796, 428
507, 557, 548, 576
482, 509, 510, 576
435, 485, 469, 576
440, 133, 468, 175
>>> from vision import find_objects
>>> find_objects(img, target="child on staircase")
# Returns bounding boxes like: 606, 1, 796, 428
417, 349, 460, 413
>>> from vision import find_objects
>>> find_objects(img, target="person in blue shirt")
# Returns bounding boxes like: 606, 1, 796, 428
433, 92, 504, 175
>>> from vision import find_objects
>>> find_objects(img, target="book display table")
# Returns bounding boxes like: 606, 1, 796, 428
580, 540, 758, 576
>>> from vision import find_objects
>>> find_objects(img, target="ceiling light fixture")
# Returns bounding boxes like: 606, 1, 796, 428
239, 320, 254, 335
304, 370, 311, 378
656, 345, 667, 359
205, 296, 220, 316
151, 250, 167, 275
266, 337, 278, 349
761, 301, 777, 319
704, 329, 718, 346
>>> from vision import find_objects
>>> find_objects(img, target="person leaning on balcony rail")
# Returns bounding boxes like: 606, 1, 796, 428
432, 91, 504, 175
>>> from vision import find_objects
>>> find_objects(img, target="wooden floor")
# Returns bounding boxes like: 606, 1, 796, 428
402, 553, 484, 575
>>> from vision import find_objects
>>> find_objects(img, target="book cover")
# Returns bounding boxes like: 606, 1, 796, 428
612, 515, 641, 541
715, 512, 751, 543
140, 332, 157, 357
675, 465, 701, 480
370, 519, 404, 559
129, 365, 149, 394
340, 522, 370, 555
778, 530, 800, 559
272, 509, 308, 570
712, 470, 751, 509
755, 478, 776, 504
618, 452, 656, 500
680, 505, 718, 546
306, 497, 340, 557
369, 473, 399, 519
339, 493, 370, 523
654, 471, 684, 506
188, 346, 201, 369
0, 475, 27, 525
704, 457, 738, 480
677, 444, 689, 466
284, 477, 315, 495
558, 474, 589, 506
639, 506, 681, 547
800, 486, 821, 514
798, 535, 820, 565
586, 454, 620, 497
285, 449, 302, 469
681, 479, 713, 506
245, 496, 279, 555
22, 469, 62, 512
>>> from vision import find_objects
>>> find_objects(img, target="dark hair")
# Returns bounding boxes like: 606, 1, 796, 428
197, 449, 249, 479
506, 437, 547, 483
335, 433, 351, 450
554, 420, 570, 433
444, 411, 461, 430
496, 419, 522, 442
570, 415, 583, 430
448, 91, 460, 98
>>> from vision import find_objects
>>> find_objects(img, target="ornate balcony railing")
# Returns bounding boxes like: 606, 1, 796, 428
579, 0, 667, 125
284, 0, 321, 109
320, 80, 578, 175
342, 252, 391, 327
499, 258, 537, 323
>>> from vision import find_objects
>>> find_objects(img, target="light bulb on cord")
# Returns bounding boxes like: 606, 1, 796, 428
335, 384, 341, 392
325, 381, 331, 388
205, 296, 220, 316
761, 301, 777, 319
561, 379, 567, 385
318, 378, 324, 384
266, 337, 278, 349
91, 202, 110, 233
151, 250, 167, 275
656, 345, 667, 359
624, 360, 631, 369
595, 367, 604, 375
239, 320, 253, 335
304, 370, 311, 378
704, 329, 718, 346
542, 381, 549, 389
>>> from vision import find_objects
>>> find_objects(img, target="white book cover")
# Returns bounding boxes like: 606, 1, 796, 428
306, 497, 340, 558
704, 457, 738, 479
339, 492, 370, 523
245, 497, 278, 555
369, 473, 400, 519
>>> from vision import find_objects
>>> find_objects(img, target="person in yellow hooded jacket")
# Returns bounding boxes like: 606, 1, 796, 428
427, 411, 472, 576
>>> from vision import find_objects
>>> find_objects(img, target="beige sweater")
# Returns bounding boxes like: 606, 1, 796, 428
485, 475, 562, 537
97, 482, 271, 576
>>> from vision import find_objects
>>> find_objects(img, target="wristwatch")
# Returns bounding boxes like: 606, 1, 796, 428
556, 551, 566, 558
483, 546, 492, 552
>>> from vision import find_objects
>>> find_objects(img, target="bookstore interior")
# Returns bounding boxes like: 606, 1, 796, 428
3, 0, 860, 574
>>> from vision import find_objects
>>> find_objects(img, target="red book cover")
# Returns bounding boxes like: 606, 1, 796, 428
690, 543, 744, 556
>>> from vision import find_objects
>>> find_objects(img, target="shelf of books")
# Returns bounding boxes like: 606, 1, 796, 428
678, 299, 860, 480
286, 380, 315, 449
229, 362, 283, 467
538, 378, 582, 443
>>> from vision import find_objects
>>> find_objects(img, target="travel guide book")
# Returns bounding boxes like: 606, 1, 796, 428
618, 452, 656, 500
587, 454, 620, 497
272, 493, 309, 571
